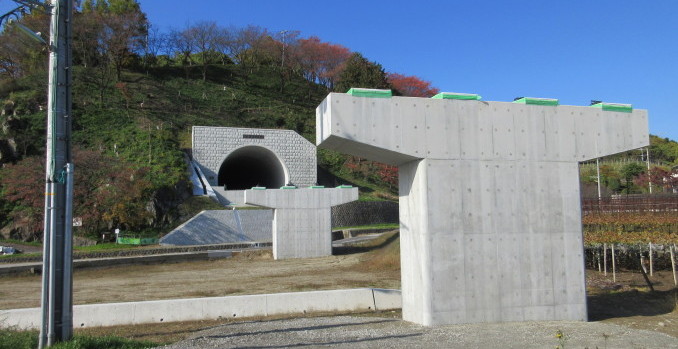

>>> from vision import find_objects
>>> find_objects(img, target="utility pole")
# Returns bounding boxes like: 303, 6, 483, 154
279, 30, 287, 93
596, 158, 602, 199
279, 30, 288, 70
646, 147, 652, 194
39, 0, 74, 347
1, 1, 74, 347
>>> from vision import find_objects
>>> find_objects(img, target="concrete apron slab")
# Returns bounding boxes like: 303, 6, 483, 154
0, 288, 401, 330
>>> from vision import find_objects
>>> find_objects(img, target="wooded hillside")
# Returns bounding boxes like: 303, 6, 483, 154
0, 0, 676, 242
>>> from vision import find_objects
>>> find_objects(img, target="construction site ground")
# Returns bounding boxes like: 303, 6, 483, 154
0, 232, 676, 346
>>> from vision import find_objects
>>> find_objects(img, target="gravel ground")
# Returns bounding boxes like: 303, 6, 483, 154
159, 315, 678, 349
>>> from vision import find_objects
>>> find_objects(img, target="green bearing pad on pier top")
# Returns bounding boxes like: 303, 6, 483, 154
346, 88, 393, 98
512, 97, 559, 106
590, 102, 633, 113
431, 92, 481, 100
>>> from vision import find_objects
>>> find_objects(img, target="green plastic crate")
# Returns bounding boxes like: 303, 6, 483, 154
590, 102, 632, 113
431, 92, 481, 100
116, 237, 158, 245
346, 88, 392, 98
513, 97, 559, 106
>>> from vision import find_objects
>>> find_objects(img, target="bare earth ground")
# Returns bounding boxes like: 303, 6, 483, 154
0, 251, 399, 309
0, 234, 400, 310
1, 233, 677, 346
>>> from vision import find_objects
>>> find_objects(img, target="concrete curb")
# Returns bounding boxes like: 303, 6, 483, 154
0, 288, 402, 330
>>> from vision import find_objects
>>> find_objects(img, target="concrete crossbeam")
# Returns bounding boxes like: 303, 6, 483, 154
316, 93, 648, 165
316, 92, 649, 326
246, 188, 358, 259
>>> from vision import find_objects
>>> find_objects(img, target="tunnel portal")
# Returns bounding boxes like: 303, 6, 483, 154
218, 146, 287, 190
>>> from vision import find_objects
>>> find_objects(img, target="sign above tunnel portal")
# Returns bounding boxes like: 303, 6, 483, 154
192, 126, 317, 190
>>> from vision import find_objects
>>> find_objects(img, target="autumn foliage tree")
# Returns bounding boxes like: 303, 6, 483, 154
0, 149, 153, 241
387, 73, 439, 97
0, 155, 44, 240
341, 156, 398, 194
376, 163, 398, 190
296, 36, 351, 90
633, 166, 678, 193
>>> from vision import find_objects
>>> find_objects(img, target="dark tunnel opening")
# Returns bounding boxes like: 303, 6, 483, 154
218, 146, 287, 190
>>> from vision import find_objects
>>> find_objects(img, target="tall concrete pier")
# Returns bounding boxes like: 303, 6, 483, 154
316, 91, 648, 326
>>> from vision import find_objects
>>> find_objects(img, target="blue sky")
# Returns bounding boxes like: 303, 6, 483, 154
2, 1, 676, 141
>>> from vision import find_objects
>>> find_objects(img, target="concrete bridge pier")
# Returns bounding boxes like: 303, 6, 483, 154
316, 90, 649, 326
245, 187, 358, 259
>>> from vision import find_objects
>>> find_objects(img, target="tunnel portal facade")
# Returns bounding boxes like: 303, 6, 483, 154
192, 126, 317, 189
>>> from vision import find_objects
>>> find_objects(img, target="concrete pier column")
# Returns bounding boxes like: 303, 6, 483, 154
245, 187, 358, 259
316, 91, 649, 326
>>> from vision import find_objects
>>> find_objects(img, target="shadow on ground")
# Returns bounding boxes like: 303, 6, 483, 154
588, 289, 677, 321
332, 232, 399, 255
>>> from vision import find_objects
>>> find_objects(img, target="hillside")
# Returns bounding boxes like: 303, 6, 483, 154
0, 59, 400, 241
0, 1, 676, 242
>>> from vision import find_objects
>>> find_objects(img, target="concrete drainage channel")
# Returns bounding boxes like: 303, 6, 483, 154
1, 288, 402, 330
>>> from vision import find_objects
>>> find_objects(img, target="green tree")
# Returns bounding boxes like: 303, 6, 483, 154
334, 52, 390, 93
79, 0, 148, 81
621, 162, 645, 194
0, 149, 154, 240
649, 135, 678, 165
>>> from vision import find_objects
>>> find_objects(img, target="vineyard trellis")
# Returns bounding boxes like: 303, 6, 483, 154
581, 194, 678, 285
582, 194, 678, 214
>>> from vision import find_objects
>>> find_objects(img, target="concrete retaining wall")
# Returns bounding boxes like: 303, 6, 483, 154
331, 201, 399, 228
0, 288, 401, 330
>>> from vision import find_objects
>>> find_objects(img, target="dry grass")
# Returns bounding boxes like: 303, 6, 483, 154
355, 231, 400, 273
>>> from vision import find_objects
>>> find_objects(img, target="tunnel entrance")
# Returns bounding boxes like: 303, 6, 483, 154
218, 146, 287, 189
